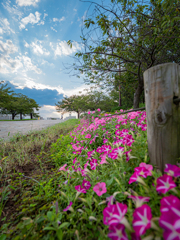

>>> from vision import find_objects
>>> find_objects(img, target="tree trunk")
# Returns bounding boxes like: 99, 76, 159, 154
77, 111, 80, 119
119, 84, 121, 107
20, 113, 22, 120
133, 84, 144, 109
30, 113, 33, 119
12, 113, 15, 120
143, 63, 180, 172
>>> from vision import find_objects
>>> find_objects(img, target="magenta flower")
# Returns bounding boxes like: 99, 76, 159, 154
108, 223, 128, 240
100, 154, 109, 164
134, 167, 149, 178
164, 164, 180, 177
103, 204, 116, 225
159, 210, 180, 240
58, 164, 67, 172
128, 196, 150, 208
160, 195, 180, 217
132, 204, 152, 236
123, 150, 132, 162
131, 233, 141, 240
156, 175, 176, 194
75, 185, 86, 193
108, 203, 128, 226
93, 182, 107, 196
115, 129, 121, 136
82, 179, 91, 190
90, 159, 98, 170
115, 124, 121, 129
103, 145, 112, 154
129, 172, 140, 184
139, 163, 153, 176
85, 134, 91, 138
108, 151, 118, 160
63, 201, 73, 212
73, 158, 77, 164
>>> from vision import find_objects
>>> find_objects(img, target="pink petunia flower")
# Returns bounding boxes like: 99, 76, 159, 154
97, 108, 101, 112
58, 164, 67, 172
131, 233, 142, 240
103, 204, 116, 225
107, 203, 128, 226
75, 185, 86, 193
90, 159, 98, 170
132, 204, 152, 236
100, 154, 109, 164
85, 134, 91, 138
164, 164, 180, 177
82, 179, 91, 190
139, 163, 153, 176
63, 201, 73, 212
93, 182, 107, 196
159, 210, 180, 240
108, 223, 128, 240
123, 150, 132, 162
73, 158, 77, 164
128, 196, 150, 208
160, 195, 180, 217
134, 167, 150, 178
156, 175, 176, 194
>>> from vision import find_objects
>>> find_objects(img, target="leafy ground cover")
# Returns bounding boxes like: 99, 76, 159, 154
0, 111, 180, 240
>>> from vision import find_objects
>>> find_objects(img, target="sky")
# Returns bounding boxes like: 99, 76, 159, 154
0, 0, 97, 119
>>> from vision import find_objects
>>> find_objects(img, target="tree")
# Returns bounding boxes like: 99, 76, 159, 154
68, 0, 180, 108
0, 92, 40, 120
56, 95, 89, 119
0, 82, 14, 109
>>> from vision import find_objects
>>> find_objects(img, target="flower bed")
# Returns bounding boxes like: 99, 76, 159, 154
46, 109, 180, 240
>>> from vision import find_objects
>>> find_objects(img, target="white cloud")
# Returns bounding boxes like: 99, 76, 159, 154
43, 13, 48, 20
30, 40, 50, 56
45, 34, 48, 37
0, 18, 15, 34
50, 40, 82, 57
41, 59, 54, 67
0, 39, 18, 55
51, 27, 57, 32
19, 11, 41, 30
24, 41, 29, 48
20, 55, 42, 74
53, 16, 65, 22
2, 0, 23, 20
37, 20, 44, 25
73, 8, 77, 12
16, 0, 40, 7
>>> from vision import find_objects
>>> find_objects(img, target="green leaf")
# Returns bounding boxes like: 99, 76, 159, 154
47, 211, 55, 221
106, 177, 114, 186
43, 226, 56, 231
59, 222, 70, 229
0, 234, 6, 240
56, 229, 63, 240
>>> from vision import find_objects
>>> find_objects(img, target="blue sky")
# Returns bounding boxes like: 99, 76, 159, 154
0, 0, 94, 118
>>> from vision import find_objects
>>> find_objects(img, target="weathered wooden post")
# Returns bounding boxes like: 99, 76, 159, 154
143, 63, 180, 172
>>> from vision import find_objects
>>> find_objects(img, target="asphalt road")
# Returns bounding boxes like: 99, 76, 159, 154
0, 119, 66, 141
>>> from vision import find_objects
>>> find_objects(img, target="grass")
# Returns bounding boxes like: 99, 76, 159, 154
0, 119, 79, 236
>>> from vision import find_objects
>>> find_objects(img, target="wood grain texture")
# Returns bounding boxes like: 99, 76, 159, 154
143, 63, 180, 172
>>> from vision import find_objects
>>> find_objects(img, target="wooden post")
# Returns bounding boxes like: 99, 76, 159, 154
143, 63, 180, 172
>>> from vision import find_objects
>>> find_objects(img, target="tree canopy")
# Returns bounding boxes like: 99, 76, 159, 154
67, 0, 180, 109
